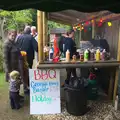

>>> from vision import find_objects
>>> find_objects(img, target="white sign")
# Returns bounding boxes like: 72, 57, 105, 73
29, 69, 61, 114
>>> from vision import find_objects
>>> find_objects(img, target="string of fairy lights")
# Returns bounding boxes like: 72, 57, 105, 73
73, 18, 112, 32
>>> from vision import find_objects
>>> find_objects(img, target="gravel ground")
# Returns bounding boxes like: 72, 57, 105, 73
33, 100, 120, 120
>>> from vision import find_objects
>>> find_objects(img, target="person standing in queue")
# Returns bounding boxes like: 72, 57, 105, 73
16, 26, 38, 95
31, 26, 37, 38
31, 26, 38, 64
3, 29, 24, 104
3, 30, 21, 82
60, 30, 77, 86
16, 26, 38, 68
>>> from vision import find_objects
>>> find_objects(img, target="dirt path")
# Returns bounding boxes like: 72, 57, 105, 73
0, 73, 34, 120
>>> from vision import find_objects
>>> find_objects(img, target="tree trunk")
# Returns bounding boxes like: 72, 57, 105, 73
0, 17, 6, 40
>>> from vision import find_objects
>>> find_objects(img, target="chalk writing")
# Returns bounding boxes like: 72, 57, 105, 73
34, 69, 56, 80
30, 81, 59, 93
49, 81, 59, 86
31, 81, 48, 89
29, 69, 61, 114
32, 95, 52, 104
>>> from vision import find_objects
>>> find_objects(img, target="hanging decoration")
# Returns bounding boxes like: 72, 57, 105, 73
81, 26, 84, 30
88, 27, 92, 31
98, 18, 103, 27
73, 13, 115, 32
108, 22, 112, 26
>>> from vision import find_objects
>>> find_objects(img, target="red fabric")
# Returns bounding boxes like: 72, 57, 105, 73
89, 72, 96, 80
53, 37, 59, 57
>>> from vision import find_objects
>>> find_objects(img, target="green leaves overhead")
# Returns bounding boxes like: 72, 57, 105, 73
0, 9, 33, 30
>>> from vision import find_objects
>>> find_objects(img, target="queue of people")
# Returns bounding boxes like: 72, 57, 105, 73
3, 26, 38, 110
3, 27, 76, 110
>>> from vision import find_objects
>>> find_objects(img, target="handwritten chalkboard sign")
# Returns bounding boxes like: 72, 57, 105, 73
29, 69, 61, 114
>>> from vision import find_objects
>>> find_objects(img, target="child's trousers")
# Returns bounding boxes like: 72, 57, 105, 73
9, 91, 20, 109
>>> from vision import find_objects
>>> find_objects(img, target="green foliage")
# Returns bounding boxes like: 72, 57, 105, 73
0, 9, 33, 31
48, 21, 71, 30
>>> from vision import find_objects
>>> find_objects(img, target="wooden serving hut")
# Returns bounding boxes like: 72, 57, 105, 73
37, 10, 120, 102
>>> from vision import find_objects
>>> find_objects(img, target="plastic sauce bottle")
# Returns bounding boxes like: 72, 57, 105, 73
49, 48, 53, 61
90, 49, 95, 61
96, 49, 100, 61
88, 48, 90, 60
80, 50, 84, 62
84, 49, 89, 62
66, 49, 70, 62
101, 49, 106, 61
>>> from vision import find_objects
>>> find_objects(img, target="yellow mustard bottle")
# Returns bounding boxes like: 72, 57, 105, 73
96, 49, 100, 61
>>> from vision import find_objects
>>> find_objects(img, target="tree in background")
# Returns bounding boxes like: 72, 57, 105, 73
0, 9, 71, 40
0, 9, 33, 39
30, 9, 71, 33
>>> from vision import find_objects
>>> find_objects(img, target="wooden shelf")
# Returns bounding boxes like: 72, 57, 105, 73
37, 60, 120, 69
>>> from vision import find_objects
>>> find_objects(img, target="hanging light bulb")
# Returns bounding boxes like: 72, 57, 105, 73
108, 22, 112, 26
82, 23, 84, 26
91, 20, 94, 23
100, 18, 103, 23
82, 26, 84, 30
85, 21, 89, 25
98, 22, 102, 27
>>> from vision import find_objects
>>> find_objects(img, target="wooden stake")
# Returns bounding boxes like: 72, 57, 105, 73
37, 10, 43, 63
113, 21, 120, 101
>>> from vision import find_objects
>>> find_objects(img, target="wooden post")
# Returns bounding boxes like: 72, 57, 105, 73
108, 71, 114, 99
43, 12, 45, 60
113, 22, 120, 101
43, 12, 46, 47
45, 14, 48, 45
79, 30, 81, 41
92, 20, 95, 39
37, 10, 43, 63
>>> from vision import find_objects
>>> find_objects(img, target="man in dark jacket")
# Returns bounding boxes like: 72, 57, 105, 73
3, 30, 21, 82
16, 26, 38, 68
65, 30, 77, 83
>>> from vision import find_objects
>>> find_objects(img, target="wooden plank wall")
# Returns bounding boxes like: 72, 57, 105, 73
96, 20, 120, 59
81, 29, 92, 41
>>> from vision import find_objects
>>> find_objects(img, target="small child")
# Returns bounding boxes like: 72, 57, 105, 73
9, 70, 23, 109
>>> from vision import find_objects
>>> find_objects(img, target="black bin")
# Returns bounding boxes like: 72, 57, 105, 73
64, 85, 87, 116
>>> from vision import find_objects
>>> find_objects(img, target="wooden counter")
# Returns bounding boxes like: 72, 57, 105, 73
37, 60, 120, 69
37, 60, 120, 102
